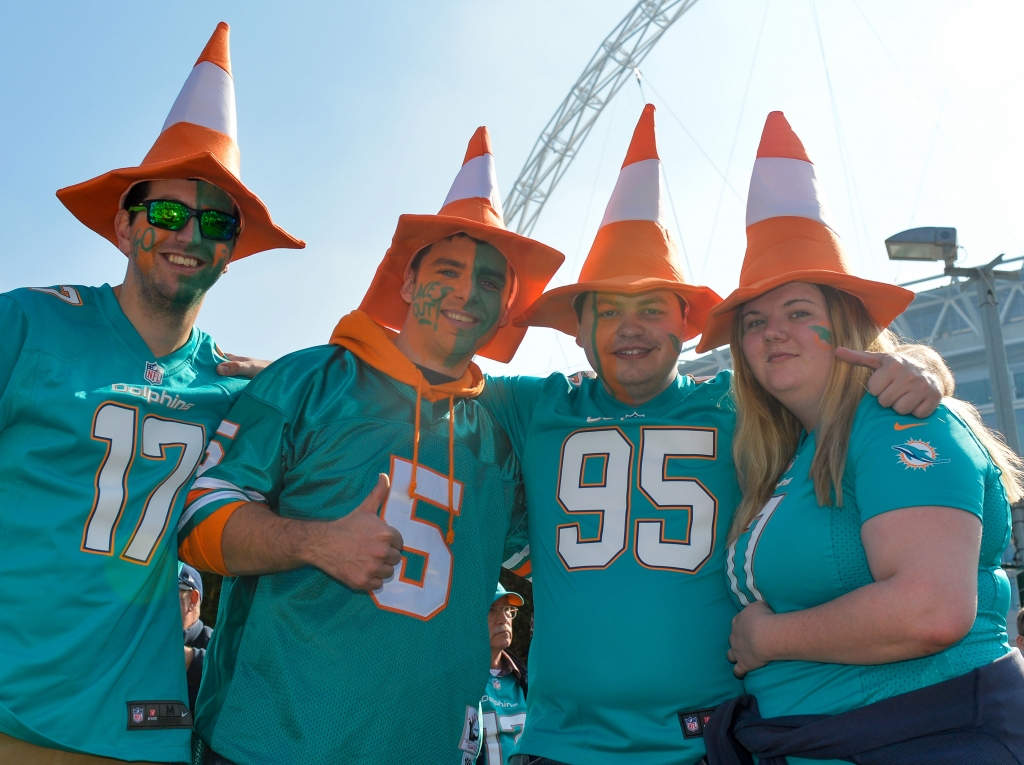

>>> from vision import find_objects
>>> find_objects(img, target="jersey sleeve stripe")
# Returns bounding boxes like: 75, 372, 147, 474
502, 545, 529, 569
191, 476, 267, 500
178, 489, 250, 532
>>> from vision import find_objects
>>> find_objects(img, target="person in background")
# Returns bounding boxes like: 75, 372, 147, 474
1016, 608, 1024, 654
180, 563, 213, 713
474, 584, 528, 765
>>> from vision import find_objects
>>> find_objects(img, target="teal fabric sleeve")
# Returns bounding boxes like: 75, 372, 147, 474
479, 375, 547, 457
0, 296, 28, 405
178, 391, 291, 541
851, 399, 986, 524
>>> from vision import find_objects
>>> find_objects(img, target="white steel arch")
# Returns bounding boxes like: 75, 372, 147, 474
503, 0, 701, 236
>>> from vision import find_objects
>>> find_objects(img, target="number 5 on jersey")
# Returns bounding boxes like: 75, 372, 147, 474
371, 457, 463, 620
557, 426, 718, 573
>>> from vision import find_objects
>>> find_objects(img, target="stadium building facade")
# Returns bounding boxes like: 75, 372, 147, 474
680, 276, 1024, 637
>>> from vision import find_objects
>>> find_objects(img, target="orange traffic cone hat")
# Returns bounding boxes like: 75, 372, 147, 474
358, 127, 565, 363
696, 112, 913, 352
516, 104, 721, 340
56, 22, 303, 261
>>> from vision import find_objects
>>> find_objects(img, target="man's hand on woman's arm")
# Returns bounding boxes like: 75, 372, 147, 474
221, 473, 405, 591
835, 342, 953, 418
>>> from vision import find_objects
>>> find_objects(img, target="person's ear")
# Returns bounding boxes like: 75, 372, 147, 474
114, 210, 133, 257
190, 590, 201, 609
400, 266, 416, 306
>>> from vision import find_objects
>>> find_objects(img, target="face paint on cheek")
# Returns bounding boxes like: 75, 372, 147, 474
411, 281, 452, 330
444, 244, 508, 367
810, 324, 833, 349
668, 333, 682, 355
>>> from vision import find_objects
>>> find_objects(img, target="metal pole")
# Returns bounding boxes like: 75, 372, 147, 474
973, 268, 1020, 453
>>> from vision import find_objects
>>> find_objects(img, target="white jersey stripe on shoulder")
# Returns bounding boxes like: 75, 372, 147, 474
177, 490, 250, 532
190, 476, 265, 501
502, 545, 530, 570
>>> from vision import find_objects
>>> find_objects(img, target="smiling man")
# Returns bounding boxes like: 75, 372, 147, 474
0, 23, 303, 765
178, 128, 563, 765
476, 106, 948, 765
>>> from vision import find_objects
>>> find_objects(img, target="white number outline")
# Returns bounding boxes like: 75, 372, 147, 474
82, 402, 138, 555
81, 403, 206, 565
480, 709, 527, 765
371, 456, 463, 621
121, 414, 206, 564
29, 285, 83, 305
555, 426, 720, 574
726, 493, 785, 606
555, 427, 633, 571
634, 426, 718, 573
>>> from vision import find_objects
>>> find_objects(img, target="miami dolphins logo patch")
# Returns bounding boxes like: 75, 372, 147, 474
892, 439, 951, 470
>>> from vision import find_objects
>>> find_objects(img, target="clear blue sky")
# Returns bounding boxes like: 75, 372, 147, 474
2, 0, 1020, 376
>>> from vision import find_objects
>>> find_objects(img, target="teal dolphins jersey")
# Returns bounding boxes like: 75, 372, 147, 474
0, 285, 246, 762
477, 669, 527, 765
480, 371, 743, 765
184, 345, 529, 765
726, 395, 1012, 765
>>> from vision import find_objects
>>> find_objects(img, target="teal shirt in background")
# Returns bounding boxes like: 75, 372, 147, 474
476, 666, 527, 765
0, 285, 246, 762
480, 371, 743, 765
727, 395, 1012, 765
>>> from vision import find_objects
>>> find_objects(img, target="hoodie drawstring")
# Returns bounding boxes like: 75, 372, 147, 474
408, 379, 458, 547
409, 378, 422, 498
446, 395, 456, 545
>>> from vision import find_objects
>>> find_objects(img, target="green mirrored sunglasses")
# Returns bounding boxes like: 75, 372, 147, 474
129, 199, 240, 241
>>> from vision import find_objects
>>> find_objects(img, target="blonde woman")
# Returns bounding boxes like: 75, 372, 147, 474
699, 113, 1024, 764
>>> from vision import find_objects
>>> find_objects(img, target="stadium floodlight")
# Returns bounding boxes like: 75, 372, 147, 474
884, 226, 958, 266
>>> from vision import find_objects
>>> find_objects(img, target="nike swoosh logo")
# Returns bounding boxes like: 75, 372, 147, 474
586, 416, 609, 423
894, 422, 927, 431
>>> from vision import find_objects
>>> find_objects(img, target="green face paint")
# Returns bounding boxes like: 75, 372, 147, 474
442, 241, 508, 368
668, 333, 682, 355
411, 281, 454, 330
810, 324, 833, 346
129, 180, 235, 313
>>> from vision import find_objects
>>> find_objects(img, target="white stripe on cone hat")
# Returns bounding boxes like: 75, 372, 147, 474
57, 22, 303, 261
696, 111, 912, 352
358, 126, 565, 363
517, 104, 721, 341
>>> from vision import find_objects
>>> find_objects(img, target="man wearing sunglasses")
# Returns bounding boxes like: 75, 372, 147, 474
0, 24, 303, 765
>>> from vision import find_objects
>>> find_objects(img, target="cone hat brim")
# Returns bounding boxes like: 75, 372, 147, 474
515, 219, 722, 341
358, 208, 565, 364
695, 217, 914, 353
56, 150, 304, 261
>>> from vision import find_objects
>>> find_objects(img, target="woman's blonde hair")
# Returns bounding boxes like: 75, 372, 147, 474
728, 283, 1024, 543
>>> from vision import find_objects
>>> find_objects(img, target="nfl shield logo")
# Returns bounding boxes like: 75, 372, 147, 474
132, 706, 144, 724
491, 678, 501, 690
144, 361, 164, 385
685, 715, 700, 734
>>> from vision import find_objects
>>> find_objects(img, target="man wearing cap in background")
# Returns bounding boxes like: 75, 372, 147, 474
179, 563, 212, 714
472, 583, 529, 765
0, 22, 303, 765
475, 105, 949, 765
180, 127, 563, 765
